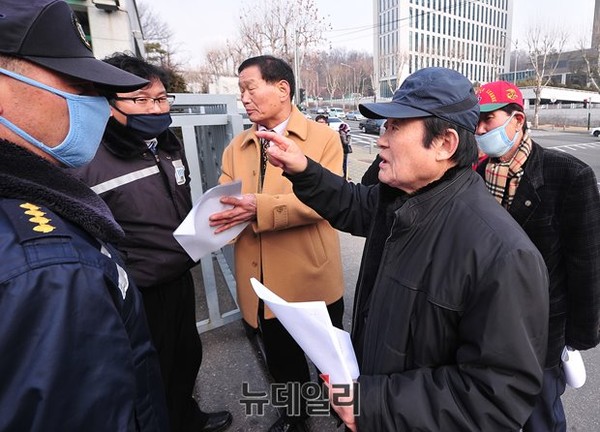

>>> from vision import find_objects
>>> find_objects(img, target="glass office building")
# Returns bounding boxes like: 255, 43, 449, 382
375, 0, 514, 97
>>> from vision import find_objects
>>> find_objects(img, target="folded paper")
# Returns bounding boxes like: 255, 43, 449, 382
561, 346, 586, 388
174, 181, 248, 261
250, 277, 359, 385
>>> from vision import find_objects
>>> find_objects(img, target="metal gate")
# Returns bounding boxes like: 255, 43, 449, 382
170, 93, 249, 333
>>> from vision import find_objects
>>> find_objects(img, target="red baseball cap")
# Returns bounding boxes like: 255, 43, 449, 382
477, 81, 524, 113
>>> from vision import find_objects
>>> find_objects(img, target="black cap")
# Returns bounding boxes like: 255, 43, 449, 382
359, 67, 479, 133
0, 0, 148, 91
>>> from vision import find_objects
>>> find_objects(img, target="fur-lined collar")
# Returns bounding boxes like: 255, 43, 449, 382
0, 140, 124, 243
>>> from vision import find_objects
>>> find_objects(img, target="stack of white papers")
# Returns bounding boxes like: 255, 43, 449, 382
251, 278, 359, 385
174, 181, 249, 261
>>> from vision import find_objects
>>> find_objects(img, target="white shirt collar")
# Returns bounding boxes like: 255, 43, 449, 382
257, 116, 290, 135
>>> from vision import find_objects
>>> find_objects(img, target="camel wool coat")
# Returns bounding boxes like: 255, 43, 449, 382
219, 106, 345, 327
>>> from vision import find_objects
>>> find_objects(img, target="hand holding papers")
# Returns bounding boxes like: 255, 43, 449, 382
250, 278, 359, 385
174, 181, 249, 261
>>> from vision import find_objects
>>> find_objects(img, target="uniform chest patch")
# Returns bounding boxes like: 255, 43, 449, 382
172, 159, 186, 185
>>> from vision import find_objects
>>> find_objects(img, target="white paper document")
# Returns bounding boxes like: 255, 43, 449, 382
250, 278, 359, 385
562, 346, 586, 388
174, 181, 249, 261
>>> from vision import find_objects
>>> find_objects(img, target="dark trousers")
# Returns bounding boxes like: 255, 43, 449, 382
258, 297, 345, 418
141, 271, 208, 432
522, 365, 567, 432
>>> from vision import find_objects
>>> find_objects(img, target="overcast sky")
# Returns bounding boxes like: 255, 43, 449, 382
140, 0, 595, 68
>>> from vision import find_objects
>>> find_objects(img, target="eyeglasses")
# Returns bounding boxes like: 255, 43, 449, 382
113, 95, 176, 106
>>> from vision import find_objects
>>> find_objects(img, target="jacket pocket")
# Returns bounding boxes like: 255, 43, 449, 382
305, 223, 328, 267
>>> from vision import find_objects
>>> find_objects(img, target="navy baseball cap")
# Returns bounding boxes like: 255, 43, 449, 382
0, 0, 148, 91
359, 67, 479, 133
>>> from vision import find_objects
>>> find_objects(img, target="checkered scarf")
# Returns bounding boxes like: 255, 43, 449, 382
484, 135, 532, 208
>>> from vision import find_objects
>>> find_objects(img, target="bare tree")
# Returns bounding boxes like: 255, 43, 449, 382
300, 52, 323, 105
382, 51, 410, 95
325, 66, 342, 103
137, 1, 179, 69
579, 37, 600, 92
353, 54, 374, 97
203, 49, 229, 80
525, 26, 568, 128
225, 40, 253, 76
236, 0, 330, 65
182, 69, 210, 93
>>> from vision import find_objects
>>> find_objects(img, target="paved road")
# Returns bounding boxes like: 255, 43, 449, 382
195, 127, 600, 431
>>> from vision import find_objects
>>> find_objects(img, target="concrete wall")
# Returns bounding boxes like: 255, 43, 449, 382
527, 107, 600, 128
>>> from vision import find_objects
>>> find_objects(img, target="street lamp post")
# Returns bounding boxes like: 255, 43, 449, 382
294, 27, 301, 106
513, 39, 518, 85
340, 63, 356, 109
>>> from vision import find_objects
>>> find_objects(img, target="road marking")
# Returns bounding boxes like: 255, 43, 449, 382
553, 142, 600, 151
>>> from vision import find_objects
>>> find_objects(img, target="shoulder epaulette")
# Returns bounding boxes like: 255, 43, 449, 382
0, 199, 70, 244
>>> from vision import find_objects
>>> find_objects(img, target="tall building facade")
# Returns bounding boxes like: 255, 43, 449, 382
375, 0, 514, 98
592, 0, 600, 49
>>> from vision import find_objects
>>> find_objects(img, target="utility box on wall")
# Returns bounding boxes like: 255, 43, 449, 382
66, 0, 145, 58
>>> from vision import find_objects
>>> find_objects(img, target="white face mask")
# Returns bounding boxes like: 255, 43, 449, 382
0, 67, 110, 167
475, 112, 520, 158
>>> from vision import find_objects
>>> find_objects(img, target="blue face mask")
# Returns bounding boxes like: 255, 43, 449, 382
0, 67, 110, 167
475, 112, 520, 158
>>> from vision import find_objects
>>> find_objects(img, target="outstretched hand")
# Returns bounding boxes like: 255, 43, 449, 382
255, 130, 308, 175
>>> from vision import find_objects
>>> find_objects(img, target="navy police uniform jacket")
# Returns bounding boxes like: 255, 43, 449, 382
0, 140, 168, 431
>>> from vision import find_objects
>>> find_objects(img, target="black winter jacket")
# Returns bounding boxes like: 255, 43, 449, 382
288, 161, 549, 431
73, 118, 194, 288
478, 141, 600, 367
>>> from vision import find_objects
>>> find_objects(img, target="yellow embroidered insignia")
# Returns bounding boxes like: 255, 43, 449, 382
20, 203, 56, 233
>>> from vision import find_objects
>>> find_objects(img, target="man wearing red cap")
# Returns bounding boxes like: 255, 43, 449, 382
475, 80, 600, 432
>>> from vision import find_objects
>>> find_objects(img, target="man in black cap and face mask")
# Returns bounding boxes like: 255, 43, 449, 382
0, 1, 168, 431
260, 67, 550, 431
72, 52, 232, 432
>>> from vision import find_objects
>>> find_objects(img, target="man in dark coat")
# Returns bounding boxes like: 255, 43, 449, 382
258, 67, 550, 431
475, 80, 600, 432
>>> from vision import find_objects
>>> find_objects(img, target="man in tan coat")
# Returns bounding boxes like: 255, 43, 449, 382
210, 55, 344, 432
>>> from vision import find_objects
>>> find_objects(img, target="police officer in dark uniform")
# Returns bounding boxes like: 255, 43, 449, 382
0, 1, 168, 430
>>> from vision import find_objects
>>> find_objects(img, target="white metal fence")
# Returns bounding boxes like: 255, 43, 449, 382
170, 93, 248, 333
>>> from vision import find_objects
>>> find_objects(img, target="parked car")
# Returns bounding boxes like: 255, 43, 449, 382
328, 107, 346, 118
591, 126, 600, 137
361, 118, 386, 135
326, 116, 349, 132
345, 110, 365, 121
